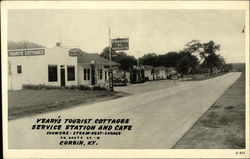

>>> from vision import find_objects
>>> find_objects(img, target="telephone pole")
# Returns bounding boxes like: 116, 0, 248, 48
108, 28, 114, 91
109, 28, 112, 69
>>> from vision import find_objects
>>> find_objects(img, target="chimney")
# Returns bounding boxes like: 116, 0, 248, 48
56, 42, 62, 47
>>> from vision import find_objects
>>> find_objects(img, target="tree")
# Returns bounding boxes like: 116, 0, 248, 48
184, 40, 203, 54
200, 41, 220, 60
183, 40, 226, 74
200, 41, 224, 74
100, 47, 137, 71
100, 46, 118, 60
176, 51, 199, 75
201, 53, 225, 73
140, 53, 158, 67
116, 55, 137, 71
161, 52, 179, 67
223, 63, 233, 72
150, 67, 158, 80
8, 41, 45, 50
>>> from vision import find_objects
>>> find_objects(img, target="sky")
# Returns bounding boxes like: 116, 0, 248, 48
8, 9, 246, 63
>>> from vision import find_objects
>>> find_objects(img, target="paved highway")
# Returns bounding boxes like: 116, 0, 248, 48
8, 72, 241, 149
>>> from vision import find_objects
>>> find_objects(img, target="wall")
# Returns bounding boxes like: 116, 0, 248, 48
158, 70, 167, 79
77, 63, 108, 86
144, 70, 154, 80
8, 47, 78, 90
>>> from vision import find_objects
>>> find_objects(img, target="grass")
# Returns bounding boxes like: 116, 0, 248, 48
8, 89, 128, 120
173, 72, 245, 149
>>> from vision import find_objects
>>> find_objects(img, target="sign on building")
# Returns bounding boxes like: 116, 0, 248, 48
69, 48, 84, 56
8, 49, 45, 57
111, 38, 129, 51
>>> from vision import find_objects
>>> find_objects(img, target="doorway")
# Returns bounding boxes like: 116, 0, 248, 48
60, 68, 65, 86
91, 67, 96, 85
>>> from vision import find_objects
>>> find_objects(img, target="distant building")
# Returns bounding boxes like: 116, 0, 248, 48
155, 66, 168, 79
8, 44, 119, 90
144, 65, 155, 80
112, 66, 130, 83
144, 65, 168, 80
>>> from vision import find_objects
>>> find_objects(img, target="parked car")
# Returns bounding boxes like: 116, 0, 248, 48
167, 70, 179, 80
113, 72, 128, 86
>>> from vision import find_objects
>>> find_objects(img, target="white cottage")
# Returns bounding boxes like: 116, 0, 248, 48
144, 65, 155, 80
8, 45, 119, 90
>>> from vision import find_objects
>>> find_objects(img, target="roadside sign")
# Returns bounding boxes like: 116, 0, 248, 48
69, 48, 83, 56
8, 49, 45, 57
171, 75, 178, 80
108, 69, 114, 91
111, 38, 129, 51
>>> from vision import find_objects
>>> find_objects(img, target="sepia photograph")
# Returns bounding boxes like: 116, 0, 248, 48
1, 1, 249, 158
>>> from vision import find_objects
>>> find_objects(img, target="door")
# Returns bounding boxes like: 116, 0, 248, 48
91, 67, 96, 85
60, 68, 65, 86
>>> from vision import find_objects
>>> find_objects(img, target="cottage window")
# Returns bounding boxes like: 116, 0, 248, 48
17, 65, 22, 74
48, 65, 57, 82
84, 68, 90, 80
99, 69, 103, 80
105, 71, 107, 80
67, 66, 75, 81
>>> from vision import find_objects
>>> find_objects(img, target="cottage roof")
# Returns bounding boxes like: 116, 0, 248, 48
143, 65, 154, 70
156, 66, 168, 71
77, 53, 120, 66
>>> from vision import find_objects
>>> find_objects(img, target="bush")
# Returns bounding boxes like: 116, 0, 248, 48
78, 85, 91, 90
22, 84, 108, 91
23, 84, 62, 90
23, 84, 39, 89
92, 85, 107, 91
64, 85, 78, 90
198, 68, 210, 74
44, 85, 61, 90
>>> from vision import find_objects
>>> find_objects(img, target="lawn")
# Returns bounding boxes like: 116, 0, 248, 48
8, 89, 127, 120
173, 72, 245, 149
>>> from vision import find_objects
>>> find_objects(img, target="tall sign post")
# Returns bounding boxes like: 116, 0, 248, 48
108, 28, 129, 91
109, 28, 112, 69
111, 38, 129, 51
108, 28, 114, 91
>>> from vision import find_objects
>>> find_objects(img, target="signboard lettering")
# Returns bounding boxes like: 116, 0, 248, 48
8, 49, 45, 57
111, 38, 129, 51
69, 48, 83, 56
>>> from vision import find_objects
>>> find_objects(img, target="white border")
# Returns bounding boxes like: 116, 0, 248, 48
1, 1, 249, 158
